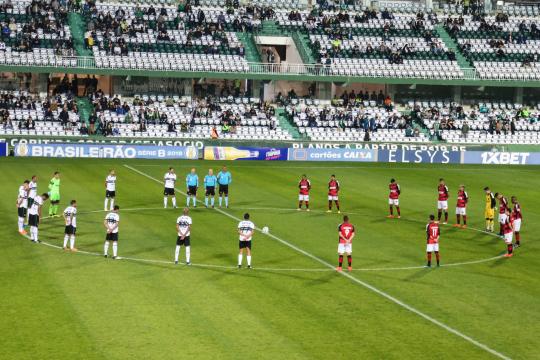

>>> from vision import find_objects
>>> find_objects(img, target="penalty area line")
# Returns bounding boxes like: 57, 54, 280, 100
123, 164, 511, 360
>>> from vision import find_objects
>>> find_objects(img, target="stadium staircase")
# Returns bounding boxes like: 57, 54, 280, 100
276, 108, 303, 139
237, 32, 262, 63
76, 97, 93, 123
68, 12, 92, 57
292, 32, 317, 64
435, 24, 475, 74
260, 20, 283, 36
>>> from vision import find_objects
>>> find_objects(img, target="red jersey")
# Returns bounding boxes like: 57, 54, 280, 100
503, 216, 514, 234
438, 184, 449, 201
338, 222, 355, 244
298, 179, 311, 195
456, 190, 468, 208
513, 203, 522, 220
499, 197, 508, 214
426, 222, 440, 244
328, 180, 340, 196
389, 183, 400, 199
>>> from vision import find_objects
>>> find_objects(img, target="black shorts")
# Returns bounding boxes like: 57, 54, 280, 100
28, 214, 39, 227
106, 190, 116, 198
65, 225, 76, 235
18, 207, 27, 218
106, 232, 119, 242
188, 186, 198, 196
27, 198, 34, 208
219, 184, 229, 195
239, 240, 252, 249
205, 186, 215, 196
176, 235, 191, 246
164, 187, 175, 196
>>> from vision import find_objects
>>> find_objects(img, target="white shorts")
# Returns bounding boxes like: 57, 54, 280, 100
437, 201, 448, 210
513, 219, 521, 232
328, 195, 339, 201
298, 194, 309, 201
426, 243, 439, 252
498, 213, 507, 223
338, 243, 352, 254
456, 207, 466, 215
504, 232, 513, 244
388, 198, 399, 206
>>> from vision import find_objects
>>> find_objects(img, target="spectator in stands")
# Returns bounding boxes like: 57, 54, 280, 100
79, 121, 88, 135
377, 91, 385, 105
461, 121, 470, 138
59, 106, 69, 129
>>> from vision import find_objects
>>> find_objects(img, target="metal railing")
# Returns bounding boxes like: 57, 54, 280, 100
1, 55, 539, 82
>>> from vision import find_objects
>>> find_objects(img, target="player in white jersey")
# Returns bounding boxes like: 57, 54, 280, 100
175, 208, 192, 265
27, 175, 38, 223
104, 169, 116, 211
163, 167, 177, 209
103, 205, 120, 259
63, 200, 78, 251
16, 180, 30, 235
237, 213, 255, 269
27, 175, 38, 207
28, 193, 49, 243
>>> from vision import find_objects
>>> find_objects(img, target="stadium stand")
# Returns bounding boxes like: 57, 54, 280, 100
0, 0, 75, 67
88, 92, 292, 140
285, 96, 430, 142
82, 1, 259, 71
414, 100, 540, 144
447, 13, 540, 80
275, 8, 464, 79
0, 91, 81, 136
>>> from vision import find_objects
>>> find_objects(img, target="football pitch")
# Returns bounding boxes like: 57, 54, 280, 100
1, 157, 539, 360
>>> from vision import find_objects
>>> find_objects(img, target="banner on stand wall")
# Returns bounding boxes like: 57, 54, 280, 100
287, 148, 376, 162
204, 146, 288, 161
14, 143, 199, 159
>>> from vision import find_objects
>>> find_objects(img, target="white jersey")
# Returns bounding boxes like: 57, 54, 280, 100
64, 206, 77, 227
238, 220, 255, 241
28, 181, 37, 199
106, 175, 116, 191
17, 186, 28, 208
176, 215, 192, 236
105, 212, 120, 233
28, 196, 44, 215
164, 172, 177, 189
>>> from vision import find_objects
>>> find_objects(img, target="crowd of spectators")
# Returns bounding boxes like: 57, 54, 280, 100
88, 90, 278, 137
0, 0, 73, 54
0, 91, 80, 131
413, 102, 539, 140
83, 0, 266, 56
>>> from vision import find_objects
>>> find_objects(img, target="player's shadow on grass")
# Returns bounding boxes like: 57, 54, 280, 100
489, 253, 510, 269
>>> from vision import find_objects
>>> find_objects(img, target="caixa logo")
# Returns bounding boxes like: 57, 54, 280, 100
480, 152, 530, 165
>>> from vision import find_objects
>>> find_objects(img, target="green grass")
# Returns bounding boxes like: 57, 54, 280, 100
1, 158, 539, 359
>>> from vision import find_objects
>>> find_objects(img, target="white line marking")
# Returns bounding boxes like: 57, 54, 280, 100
123, 164, 511, 360
41, 206, 504, 271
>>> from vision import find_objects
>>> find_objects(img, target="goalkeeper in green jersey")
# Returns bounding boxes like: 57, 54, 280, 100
48, 172, 61, 217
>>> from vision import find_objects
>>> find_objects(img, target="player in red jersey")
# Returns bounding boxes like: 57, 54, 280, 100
502, 208, 514, 257
336, 215, 355, 272
297, 174, 311, 211
426, 214, 441, 267
511, 196, 522, 247
327, 174, 340, 213
437, 178, 449, 224
387, 178, 401, 218
495, 192, 508, 237
454, 185, 469, 228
